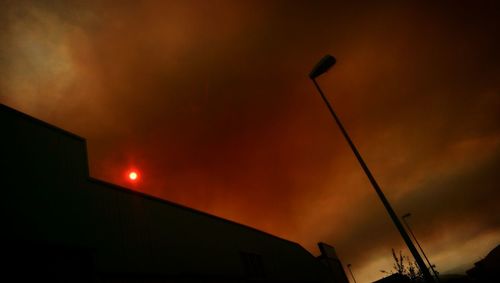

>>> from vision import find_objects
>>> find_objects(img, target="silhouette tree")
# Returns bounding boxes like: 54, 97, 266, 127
380, 249, 425, 283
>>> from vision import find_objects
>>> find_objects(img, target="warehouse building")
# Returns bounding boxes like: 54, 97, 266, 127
0, 104, 350, 283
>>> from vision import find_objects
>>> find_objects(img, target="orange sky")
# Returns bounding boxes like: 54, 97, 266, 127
1, 1, 499, 282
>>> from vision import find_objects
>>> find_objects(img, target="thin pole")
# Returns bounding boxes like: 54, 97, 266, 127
402, 214, 440, 282
311, 78, 434, 283
347, 264, 357, 283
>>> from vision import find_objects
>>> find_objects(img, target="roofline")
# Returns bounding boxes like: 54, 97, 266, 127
1, 103, 312, 253
88, 177, 302, 248
1, 104, 85, 142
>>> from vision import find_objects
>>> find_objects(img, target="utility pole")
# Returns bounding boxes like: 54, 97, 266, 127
309, 55, 435, 283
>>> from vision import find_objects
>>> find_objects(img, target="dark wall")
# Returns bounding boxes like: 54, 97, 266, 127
0, 104, 334, 282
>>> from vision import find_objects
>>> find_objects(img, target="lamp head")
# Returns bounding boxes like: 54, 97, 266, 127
309, 55, 336, 79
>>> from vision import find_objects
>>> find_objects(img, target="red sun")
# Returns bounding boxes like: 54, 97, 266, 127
127, 170, 139, 182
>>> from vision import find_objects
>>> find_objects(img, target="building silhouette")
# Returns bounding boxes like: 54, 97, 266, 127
318, 243, 350, 283
0, 104, 349, 283
466, 244, 500, 283
372, 274, 412, 283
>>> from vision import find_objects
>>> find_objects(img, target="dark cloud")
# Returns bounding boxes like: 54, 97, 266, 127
1, 1, 499, 281
326, 146, 500, 271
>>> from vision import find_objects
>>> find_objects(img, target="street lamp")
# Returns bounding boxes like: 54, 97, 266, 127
402, 213, 440, 282
347, 264, 357, 283
309, 54, 434, 283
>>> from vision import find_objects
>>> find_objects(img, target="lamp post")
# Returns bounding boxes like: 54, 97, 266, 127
347, 264, 357, 283
309, 55, 434, 283
402, 213, 440, 282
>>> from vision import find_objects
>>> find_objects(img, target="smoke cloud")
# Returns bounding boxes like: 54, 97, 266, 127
1, 1, 499, 282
